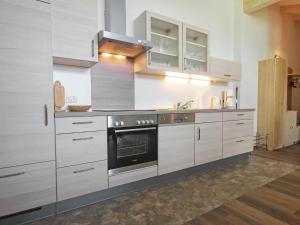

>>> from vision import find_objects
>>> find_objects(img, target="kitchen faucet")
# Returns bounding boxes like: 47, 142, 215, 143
176, 100, 194, 110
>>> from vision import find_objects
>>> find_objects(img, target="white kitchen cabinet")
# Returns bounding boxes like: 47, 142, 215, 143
284, 111, 299, 146
0, 0, 55, 168
195, 112, 222, 123
134, 11, 183, 74
55, 116, 107, 134
183, 23, 209, 75
51, 0, 98, 67
56, 131, 107, 168
223, 111, 254, 121
0, 161, 56, 217
223, 120, 254, 140
57, 161, 108, 201
210, 57, 241, 81
158, 124, 194, 175
195, 122, 222, 165
223, 136, 253, 158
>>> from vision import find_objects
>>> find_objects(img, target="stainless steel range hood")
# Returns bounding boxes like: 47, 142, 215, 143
98, 0, 152, 58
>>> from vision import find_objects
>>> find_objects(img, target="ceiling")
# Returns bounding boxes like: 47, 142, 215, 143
280, 0, 300, 21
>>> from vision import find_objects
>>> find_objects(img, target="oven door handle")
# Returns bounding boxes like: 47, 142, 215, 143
115, 127, 157, 133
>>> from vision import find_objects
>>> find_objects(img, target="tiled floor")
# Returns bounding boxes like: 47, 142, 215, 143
31, 154, 299, 225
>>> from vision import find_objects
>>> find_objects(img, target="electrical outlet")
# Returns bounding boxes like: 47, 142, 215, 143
65, 96, 78, 104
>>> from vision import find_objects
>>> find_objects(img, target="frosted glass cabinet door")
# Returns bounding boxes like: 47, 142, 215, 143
183, 23, 209, 75
146, 12, 183, 72
0, 0, 55, 168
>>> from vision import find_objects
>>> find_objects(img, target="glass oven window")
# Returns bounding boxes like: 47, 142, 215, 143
116, 133, 149, 159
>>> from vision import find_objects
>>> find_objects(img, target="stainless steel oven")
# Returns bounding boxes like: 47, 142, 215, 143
107, 114, 158, 175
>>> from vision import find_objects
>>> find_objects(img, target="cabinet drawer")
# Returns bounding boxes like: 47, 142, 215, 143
56, 131, 107, 168
223, 120, 253, 140
0, 161, 56, 217
223, 111, 254, 121
57, 161, 108, 201
195, 112, 222, 123
223, 136, 253, 158
109, 165, 158, 188
56, 116, 107, 134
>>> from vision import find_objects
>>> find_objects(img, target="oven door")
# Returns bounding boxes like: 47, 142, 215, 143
108, 126, 158, 174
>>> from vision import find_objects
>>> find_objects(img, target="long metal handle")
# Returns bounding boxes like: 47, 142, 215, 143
72, 137, 94, 142
73, 168, 94, 174
44, 104, 48, 126
237, 113, 245, 116
197, 127, 201, 140
236, 122, 245, 125
224, 74, 232, 77
184, 58, 187, 70
91, 39, 95, 57
115, 127, 157, 133
72, 121, 93, 125
236, 140, 245, 143
0, 172, 25, 179
148, 51, 152, 65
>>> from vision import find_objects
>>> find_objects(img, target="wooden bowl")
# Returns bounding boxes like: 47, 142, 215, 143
68, 105, 92, 112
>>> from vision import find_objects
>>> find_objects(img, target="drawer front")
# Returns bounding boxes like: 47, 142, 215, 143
223, 111, 254, 121
223, 120, 253, 140
56, 131, 107, 168
55, 116, 107, 134
195, 112, 222, 123
158, 124, 195, 175
223, 136, 253, 158
109, 165, 158, 188
57, 161, 108, 201
0, 161, 56, 217
195, 122, 222, 165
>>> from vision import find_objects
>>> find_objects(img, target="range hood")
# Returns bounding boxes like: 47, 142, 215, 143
98, 0, 152, 58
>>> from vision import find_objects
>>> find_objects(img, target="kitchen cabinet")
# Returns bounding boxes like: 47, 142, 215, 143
134, 11, 183, 74
258, 57, 287, 150
210, 57, 241, 81
195, 122, 222, 165
0, 161, 56, 217
57, 161, 108, 201
0, 0, 55, 168
158, 124, 194, 175
51, 0, 98, 67
183, 24, 209, 75
222, 111, 254, 158
283, 111, 299, 147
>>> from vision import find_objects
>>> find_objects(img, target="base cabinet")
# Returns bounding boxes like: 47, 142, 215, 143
158, 124, 194, 175
0, 161, 56, 217
57, 161, 108, 201
195, 122, 222, 165
223, 136, 253, 158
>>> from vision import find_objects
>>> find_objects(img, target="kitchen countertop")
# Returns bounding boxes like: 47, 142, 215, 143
55, 108, 255, 118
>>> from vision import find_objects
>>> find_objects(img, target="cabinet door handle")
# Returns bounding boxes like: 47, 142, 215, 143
197, 127, 201, 140
91, 39, 95, 58
72, 121, 93, 125
148, 51, 151, 65
0, 172, 25, 179
236, 122, 245, 125
184, 58, 187, 70
236, 140, 245, 143
44, 104, 48, 126
237, 114, 245, 116
224, 74, 232, 77
72, 137, 94, 142
73, 168, 95, 174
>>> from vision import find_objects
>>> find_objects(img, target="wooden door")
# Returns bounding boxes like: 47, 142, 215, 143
0, 0, 55, 168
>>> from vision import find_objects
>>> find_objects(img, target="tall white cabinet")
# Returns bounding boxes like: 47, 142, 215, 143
51, 0, 98, 67
0, 0, 56, 217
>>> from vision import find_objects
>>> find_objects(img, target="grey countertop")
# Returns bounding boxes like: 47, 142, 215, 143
55, 108, 255, 118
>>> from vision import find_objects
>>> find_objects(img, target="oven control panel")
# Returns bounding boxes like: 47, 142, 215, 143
108, 115, 158, 128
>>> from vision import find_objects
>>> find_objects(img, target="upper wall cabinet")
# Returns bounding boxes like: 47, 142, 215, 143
134, 11, 210, 76
210, 57, 241, 81
183, 24, 209, 75
134, 11, 183, 74
51, 0, 98, 67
